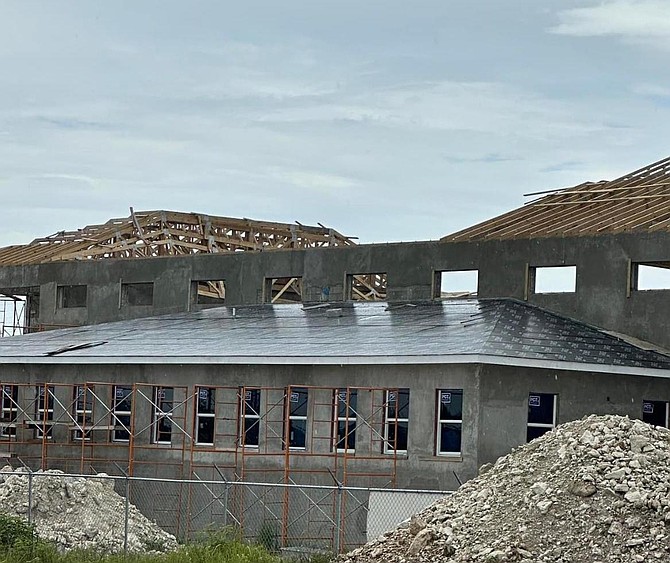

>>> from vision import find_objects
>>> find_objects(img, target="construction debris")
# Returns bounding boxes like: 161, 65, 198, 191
341, 415, 670, 563
0, 467, 177, 553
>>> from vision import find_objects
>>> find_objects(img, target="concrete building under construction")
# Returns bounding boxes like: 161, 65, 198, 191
1, 156, 670, 542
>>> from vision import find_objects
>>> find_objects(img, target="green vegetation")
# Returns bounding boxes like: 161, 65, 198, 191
0, 518, 334, 563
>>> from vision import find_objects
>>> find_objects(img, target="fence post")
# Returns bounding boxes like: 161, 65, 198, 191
27, 470, 33, 527
335, 483, 343, 554
223, 481, 229, 528
124, 475, 130, 555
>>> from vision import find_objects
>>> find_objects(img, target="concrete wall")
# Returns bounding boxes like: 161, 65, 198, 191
3, 231, 670, 347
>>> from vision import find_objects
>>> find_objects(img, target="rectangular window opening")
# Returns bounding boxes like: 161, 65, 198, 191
240, 388, 261, 448
112, 386, 132, 442
57, 285, 87, 309
194, 280, 226, 305
334, 389, 357, 453
436, 389, 462, 455
266, 277, 303, 304
121, 282, 154, 307
384, 389, 409, 454
153, 387, 174, 445
72, 386, 93, 441
33, 385, 54, 440
642, 400, 669, 428
195, 387, 216, 445
285, 387, 308, 450
530, 266, 576, 294
632, 263, 670, 291
527, 392, 557, 442
435, 270, 478, 299
0, 385, 18, 439
348, 273, 387, 302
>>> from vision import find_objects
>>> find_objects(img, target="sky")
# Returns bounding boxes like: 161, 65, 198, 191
2, 0, 670, 246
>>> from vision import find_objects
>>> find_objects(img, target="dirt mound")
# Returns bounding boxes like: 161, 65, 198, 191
342, 415, 670, 563
0, 467, 177, 553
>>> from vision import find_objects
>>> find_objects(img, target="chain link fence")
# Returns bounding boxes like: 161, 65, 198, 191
19, 471, 449, 554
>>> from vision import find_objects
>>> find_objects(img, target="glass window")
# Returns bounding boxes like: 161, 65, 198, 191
195, 387, 215, 445
642, 400, 668, 427
285, 388, 308, 450
0, 385, 18, 439
240, 388, 261, 447
73, 386, 93, 441
384, 389, 409, 454
153, 387, 174, 444
112, 386, 132, 442
437, 389, 462, 455
335, 389, 357, 453
527, 393, 557, 442
34, 385, 54, 439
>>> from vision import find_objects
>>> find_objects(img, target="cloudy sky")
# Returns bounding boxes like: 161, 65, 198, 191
2, 1, 670, 246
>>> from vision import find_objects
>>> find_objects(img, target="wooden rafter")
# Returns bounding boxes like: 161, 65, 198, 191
350, 273, 387, 301
443, 155, 670, 242
0, 210, 357, 266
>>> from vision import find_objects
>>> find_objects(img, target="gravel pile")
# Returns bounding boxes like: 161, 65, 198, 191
342, 415, 670, 563
0, 467, 177, 553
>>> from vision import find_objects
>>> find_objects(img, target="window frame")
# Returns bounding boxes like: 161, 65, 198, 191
112, 385, 132, 442
526, 392, 557, 442
0, 385, 18, 439
57, 284, 88, 309
34, 385, 54, 440
642, 399, 669, 428
334, 389, 357, 454
240, 388, 261, 448
195, 387, 216, 446
285, 387, 308, 450
383, 389, 409, 455
436, 389, 463, 456
72, 385, 93, 441
152, 386, 174, 445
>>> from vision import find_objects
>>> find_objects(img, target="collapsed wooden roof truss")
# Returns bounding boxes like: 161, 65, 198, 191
0, 210, 356, 266
443, 155, 670, 242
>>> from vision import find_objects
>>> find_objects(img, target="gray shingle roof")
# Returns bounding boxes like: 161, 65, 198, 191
0, 299, 669, 375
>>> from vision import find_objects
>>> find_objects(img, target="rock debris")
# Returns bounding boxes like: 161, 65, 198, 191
341, 415, 670, 563
0, 466, 177, 553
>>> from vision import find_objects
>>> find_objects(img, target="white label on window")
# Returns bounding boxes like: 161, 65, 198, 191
338, 391, 347, 402
529, 395, 541, 407
441, 392, 452, 404
290, 392, 299, 403
199, 389, 209, 400
643, 402, 654, 414
116, 388, 126, 398
388, 392, 396, 403
245, 390, 251, 401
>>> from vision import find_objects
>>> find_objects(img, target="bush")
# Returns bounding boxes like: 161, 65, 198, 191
0, 513, 36, 549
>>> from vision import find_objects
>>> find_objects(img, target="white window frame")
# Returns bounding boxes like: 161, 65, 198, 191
195, 387, 215, 446
383, 389, 409, 455
152, 386, 174, 445
527, 393, 557, 441
35, 385, 54, 440
73, 385, 93, 441
240, 388, 261, 448
334, 389, 357, 454
0, 385, 18, 439
112, 386, 132, 442
642, 400, 669, 427
286, 388, 308, 450
436, 389, 462, 456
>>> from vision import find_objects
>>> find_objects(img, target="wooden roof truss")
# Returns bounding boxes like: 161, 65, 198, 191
443, 155, 670, 242
0, 209, 356, 266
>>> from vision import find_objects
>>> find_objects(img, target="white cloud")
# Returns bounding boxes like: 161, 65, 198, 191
552, 1, 670, 48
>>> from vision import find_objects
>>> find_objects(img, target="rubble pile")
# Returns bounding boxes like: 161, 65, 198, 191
0, 467, 177, 553
342, 415, 670, 563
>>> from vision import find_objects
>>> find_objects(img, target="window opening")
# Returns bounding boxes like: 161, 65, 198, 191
121, 282, 154, 306
153, 387, 174, 444
530, 266, 576, 294
112, 386, 132, 442
266, 277, 303, 304
0, 385, 18, 438
384, 389, 409, 454
72, 386, 93, 441
435, 271, 478, 299
34, 385, 54, 439
334, 389, 357, 453
632, 263, 670, 291
57, 285, 87, 309
194, 280, 226, 305
436, 389, 462, 455
195, 387, 216, 445
527, 393, 557, 441
348, 273, 387, 301
240, 388, 261, 447
642, 400, 669, 427
285, 387, 308, 450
